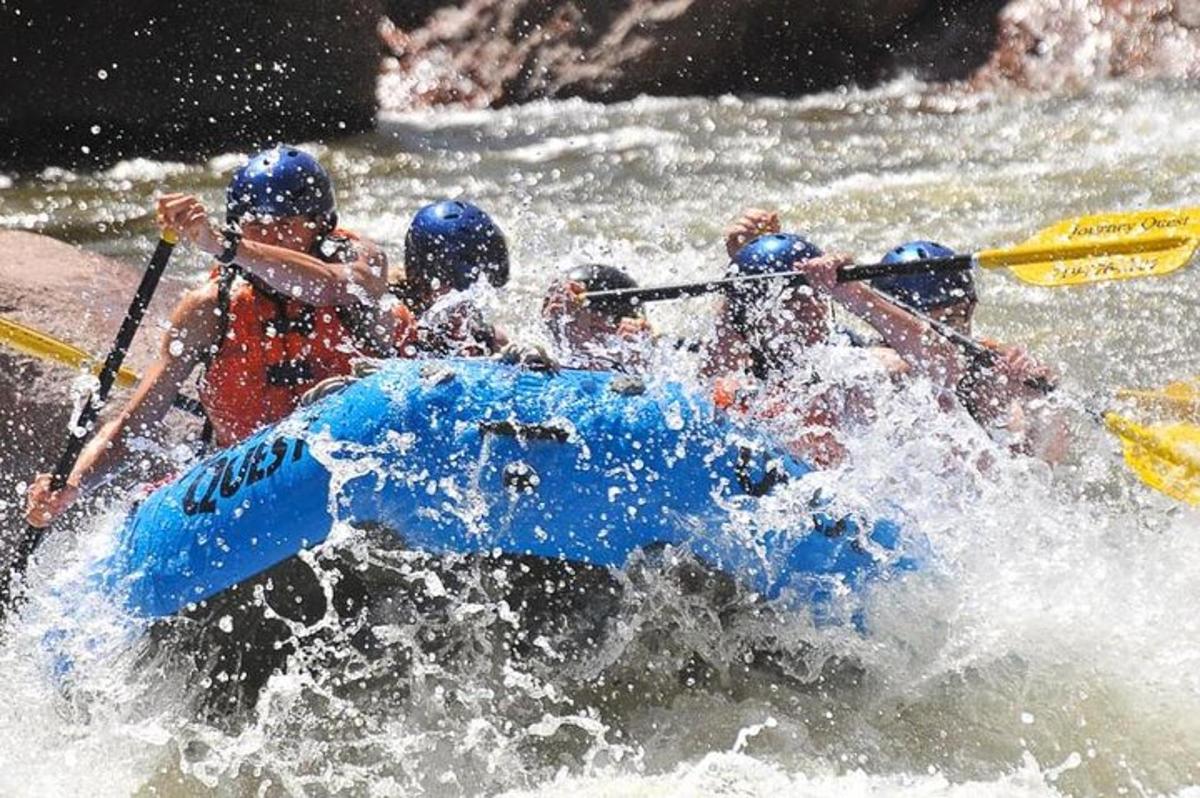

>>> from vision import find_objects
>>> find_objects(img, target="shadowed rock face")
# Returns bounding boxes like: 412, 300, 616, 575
0, 1, 385, 169
380, 0, 963, 110
3, 0, 1194, 169
379, 0, 1200, 110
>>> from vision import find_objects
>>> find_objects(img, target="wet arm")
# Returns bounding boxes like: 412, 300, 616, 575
65, 290, 218, 492
221, 239, 389, 308
829, 282, 966, 390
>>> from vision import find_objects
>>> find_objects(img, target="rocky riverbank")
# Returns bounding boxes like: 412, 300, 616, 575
379, 0, 1200, 111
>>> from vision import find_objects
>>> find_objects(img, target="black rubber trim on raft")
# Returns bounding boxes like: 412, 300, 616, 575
479, 420, 572, 443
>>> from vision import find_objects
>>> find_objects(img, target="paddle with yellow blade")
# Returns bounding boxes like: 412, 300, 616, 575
1103, 412, 1200, 505
587, 208, 1200, 307
1116, 379, 1200, 422
585, 206, 1200, 506
0, 315, 204, 416
0, 316, 141, 389
1105, 377, 1200, 505
837, 207, 1200, 287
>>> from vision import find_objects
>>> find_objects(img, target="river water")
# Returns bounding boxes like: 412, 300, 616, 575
1, 79, 1199, 797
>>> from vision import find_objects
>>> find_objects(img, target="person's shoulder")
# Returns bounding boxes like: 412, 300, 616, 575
163, 281, 224, 353
390, 301, 418, 338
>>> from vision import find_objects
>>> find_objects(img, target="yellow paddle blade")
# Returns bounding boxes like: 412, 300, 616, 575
1104, 412, 1200, 505
1117, 379, 1200, 422
0, 316, 140, 389
975, 208, 1200, 287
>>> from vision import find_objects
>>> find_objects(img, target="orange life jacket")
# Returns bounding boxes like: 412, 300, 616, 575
199, 231, 383, 447
713, 376, 750, 412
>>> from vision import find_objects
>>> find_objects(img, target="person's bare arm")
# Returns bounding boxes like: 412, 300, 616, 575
25, 285, 220, 526
228, 237, 389, 307
157, 193, 388, 307
804, 254, 966, 390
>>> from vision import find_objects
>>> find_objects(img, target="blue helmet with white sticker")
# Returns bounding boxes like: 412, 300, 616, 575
729, 233, 824, 278
726, 233, 823, 315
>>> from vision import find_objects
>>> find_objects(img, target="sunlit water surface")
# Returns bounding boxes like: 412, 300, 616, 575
1, 80, 1199, 797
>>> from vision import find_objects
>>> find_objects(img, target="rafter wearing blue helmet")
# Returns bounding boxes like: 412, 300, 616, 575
25, 146, 395, 530
717, 233, 828, 378
799, 234, 1067, 461
225, 146, 338, 231
400, 201, 509, 308
391, 200, 511, 357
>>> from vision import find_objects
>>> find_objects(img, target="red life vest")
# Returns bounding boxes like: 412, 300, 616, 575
390, 303, 419, 356
199, 232, 382, 447
712, 374, 846, 468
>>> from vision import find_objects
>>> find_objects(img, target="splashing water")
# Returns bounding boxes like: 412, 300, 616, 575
2, 79, 1200, 796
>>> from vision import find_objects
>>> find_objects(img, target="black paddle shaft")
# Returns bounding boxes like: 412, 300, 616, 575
583, 255, 975, 305
48, 236, 176, 491
583, 255, 1051, 395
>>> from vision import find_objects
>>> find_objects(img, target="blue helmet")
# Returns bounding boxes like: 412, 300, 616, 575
226, 145, 336, 228
727, 233, 823, 312
404, 200, 509, 291
871, 240, 975, 311
729, 233, 824, 278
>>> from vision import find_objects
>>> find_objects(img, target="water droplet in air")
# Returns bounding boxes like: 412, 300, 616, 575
97, 69, 108, 80
168, 339, 184, 357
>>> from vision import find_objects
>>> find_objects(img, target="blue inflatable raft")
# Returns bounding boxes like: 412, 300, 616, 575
100, 358, 914, 620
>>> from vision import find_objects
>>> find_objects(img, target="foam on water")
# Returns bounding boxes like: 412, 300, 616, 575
2, 79, 1200, 796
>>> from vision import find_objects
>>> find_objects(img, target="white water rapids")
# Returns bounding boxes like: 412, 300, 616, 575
1, 79, 1199, 796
